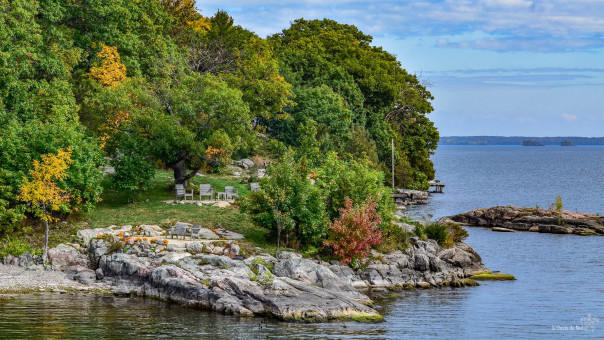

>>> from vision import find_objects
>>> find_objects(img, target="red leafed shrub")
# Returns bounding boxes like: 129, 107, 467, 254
323, 197, 382, 264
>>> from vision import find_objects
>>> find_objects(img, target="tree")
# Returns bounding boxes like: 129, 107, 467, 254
271, 18, 439, 188
147, 73, 252, 183
110, 134, 154, 203
87, 45, 128, 87
240, 151, 327, 248
323, 198, 382, 265
18, 148, 72, 263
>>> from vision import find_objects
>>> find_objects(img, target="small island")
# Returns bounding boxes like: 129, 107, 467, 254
522, 140, 545, 146
444, 206, 604, 235
560, 140, 575, 146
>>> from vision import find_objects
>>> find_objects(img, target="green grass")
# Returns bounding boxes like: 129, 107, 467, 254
79, 170, 270, 247
6, 170, 269, 251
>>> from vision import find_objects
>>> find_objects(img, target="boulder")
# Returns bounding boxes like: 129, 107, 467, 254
48, 244, 87, 268
234, 158, 255, 170
77, 227, 112, 244
272, 257, 369, 302
138, 225, 163, 236
88, 239, 109, 266
186, 242, 205, 254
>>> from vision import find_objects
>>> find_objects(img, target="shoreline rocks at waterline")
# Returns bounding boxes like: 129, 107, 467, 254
444, 206, 603, 236
1, 226, 489, 322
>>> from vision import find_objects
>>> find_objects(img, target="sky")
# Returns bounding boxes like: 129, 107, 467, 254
195, 0, 604, 137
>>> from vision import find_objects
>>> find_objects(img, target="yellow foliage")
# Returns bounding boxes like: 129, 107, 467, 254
88, 45, 128, 87
99, 110, 130, 149
188, 17, 211, 32
18, 148, 73, 221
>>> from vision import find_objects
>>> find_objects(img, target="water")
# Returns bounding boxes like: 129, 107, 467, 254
407, 145, 604, 218
1, 145, 603, 339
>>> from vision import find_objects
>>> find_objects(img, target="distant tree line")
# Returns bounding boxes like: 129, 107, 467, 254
440, 136, 604, 145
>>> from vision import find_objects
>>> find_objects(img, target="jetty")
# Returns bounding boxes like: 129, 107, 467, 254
429, 180, 445, 193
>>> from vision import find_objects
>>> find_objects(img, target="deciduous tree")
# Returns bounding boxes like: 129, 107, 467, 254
18, 148, 72, 263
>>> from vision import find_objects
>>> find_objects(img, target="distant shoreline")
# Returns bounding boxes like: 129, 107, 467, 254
440, 136, 604, 145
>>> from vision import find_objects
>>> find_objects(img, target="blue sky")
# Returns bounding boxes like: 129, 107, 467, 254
196, 0, 604, 137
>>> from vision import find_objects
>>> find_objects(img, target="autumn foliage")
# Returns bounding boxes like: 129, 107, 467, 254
88, 45, 128, 87
18, 148, 73, 221
18, 148, 73, 263
323, 197, 382, 265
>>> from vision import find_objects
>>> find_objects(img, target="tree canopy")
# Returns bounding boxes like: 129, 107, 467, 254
0, 1, 439, 232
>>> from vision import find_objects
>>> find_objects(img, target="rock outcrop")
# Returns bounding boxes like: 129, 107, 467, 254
392, 189, 429, 206
3, 226, 487, 323
446, 206, 604, 236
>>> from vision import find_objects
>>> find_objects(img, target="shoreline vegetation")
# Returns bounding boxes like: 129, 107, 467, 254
0, 169, 515, 323
0, 0, 522, 325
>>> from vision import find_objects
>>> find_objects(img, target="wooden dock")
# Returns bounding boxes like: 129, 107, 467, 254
429, 180, 445, 193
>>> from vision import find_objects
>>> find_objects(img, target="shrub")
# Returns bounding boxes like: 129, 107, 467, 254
315, 152, 395, 224
0, 236, 40, 259
424, 222, 468, 248
425, 223, 447, 245
240, 151, 328, 248
323, 198, 382, 265
378, 222, 414, 252
446, 223, 469, 243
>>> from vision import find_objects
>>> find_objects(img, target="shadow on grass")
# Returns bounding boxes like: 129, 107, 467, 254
85, 170, 271, 248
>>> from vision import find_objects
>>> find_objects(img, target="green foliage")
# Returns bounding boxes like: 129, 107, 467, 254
422, 222, 468, 248
0, 236, 40, 259
551, 195, 563, 213
378, 223, 414, 253
0, 119, 104, 227
270, 18, 438, 189
314, 153, 394, 223
110, 143, 155, 203
240, 151, 328, 248
425, 223, 448, 245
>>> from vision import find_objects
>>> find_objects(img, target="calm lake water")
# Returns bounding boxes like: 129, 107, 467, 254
1, 145, 602, 339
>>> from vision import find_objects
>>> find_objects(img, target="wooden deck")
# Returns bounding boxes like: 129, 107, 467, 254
429, 180, 445, 193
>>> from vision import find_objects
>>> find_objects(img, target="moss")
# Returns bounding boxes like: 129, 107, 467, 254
403, 284, 415, 290
462, 279, 480, 286
350, 313, 385, 323
470, 273, 515, 281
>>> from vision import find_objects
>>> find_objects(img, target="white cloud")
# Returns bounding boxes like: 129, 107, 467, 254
196, 0, 604, 52
561, 113, 578, 121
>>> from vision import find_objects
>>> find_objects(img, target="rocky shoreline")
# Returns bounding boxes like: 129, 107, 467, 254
1, 225, 487, 322
444, 206, 604, 235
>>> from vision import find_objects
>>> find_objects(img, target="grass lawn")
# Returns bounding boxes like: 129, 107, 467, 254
81, 170, 270, 247
15, 170, 272, 251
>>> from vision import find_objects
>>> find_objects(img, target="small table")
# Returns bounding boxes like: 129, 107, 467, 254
215, 192, 227, 201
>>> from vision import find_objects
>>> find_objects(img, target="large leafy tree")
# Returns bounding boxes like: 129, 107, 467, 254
270, 18, 439, 189
0, 0, 104, 231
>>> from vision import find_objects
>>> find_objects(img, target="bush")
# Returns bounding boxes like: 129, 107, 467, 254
425, 223, 447, 245
423, 222, 468, 248
323, 198, 381, 265
315, 152, 395, 223
240, 151, 328, 248
0, 236, 40, 259
378, 222, 414, 252
443, 223, 469, 248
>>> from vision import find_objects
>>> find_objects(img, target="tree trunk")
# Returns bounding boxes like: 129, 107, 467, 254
172, 159, 188, 186
276, 224, 281, 255
43, 219, 49, 265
